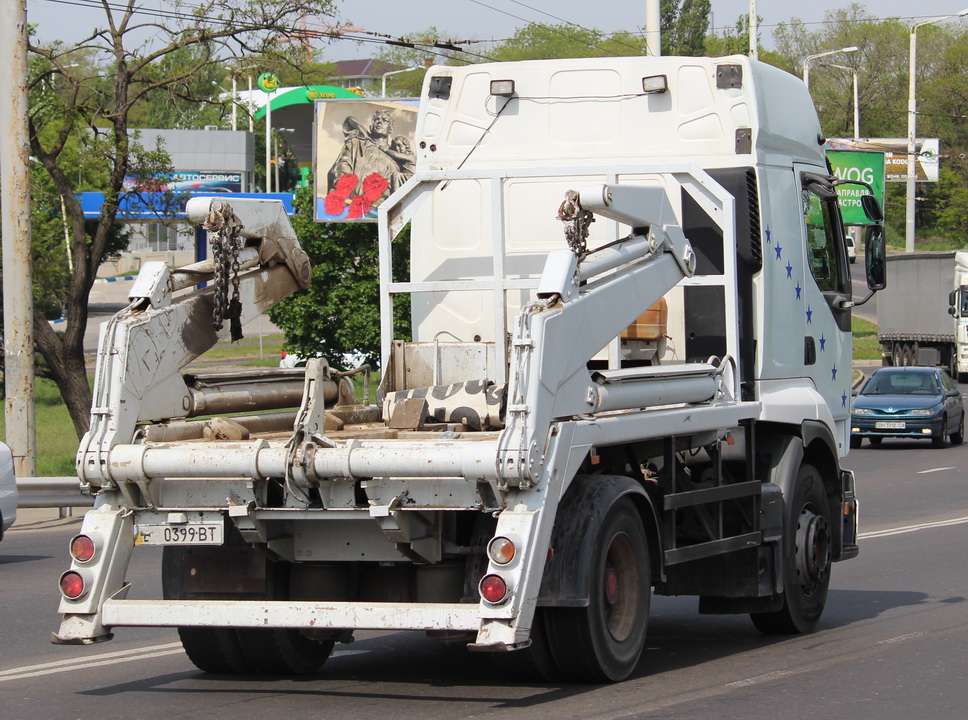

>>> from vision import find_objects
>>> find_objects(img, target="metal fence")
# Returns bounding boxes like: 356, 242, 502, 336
15, 477, 94, 508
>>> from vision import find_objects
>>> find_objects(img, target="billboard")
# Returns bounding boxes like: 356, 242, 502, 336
314, 100, 419, 222
827, 138, 939, 182
123, 170, 243, 194
826, 150, 885, 225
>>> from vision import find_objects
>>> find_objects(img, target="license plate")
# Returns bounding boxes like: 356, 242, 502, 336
135, 522, 224, 546
875, 421, 905, 429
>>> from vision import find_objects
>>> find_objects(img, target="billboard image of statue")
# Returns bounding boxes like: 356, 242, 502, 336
314, 100, 418, 222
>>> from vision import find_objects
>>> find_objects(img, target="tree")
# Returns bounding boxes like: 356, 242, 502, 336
268, 182, 410, 369
25, 0, 339, 437
663, 0, 712, 56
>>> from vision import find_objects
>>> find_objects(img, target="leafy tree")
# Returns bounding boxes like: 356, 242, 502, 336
663, 0, 711, 56
268, 182, 410, 369
26, 0, 339, 437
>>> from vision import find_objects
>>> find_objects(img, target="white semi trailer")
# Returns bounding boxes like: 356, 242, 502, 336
54, 56, 885, 683
877, 251, 968, 380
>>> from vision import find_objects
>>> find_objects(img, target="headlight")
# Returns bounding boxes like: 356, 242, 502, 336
907, 408, 936, 416
852, 408, 874, 416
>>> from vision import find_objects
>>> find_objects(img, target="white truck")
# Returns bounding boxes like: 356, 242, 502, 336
54, 56, 885, 683
877, 251, 968, 380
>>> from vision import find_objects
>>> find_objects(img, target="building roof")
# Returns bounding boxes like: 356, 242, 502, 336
332, 59, 402, 80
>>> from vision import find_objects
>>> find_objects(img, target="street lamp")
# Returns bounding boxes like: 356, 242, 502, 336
802, 46, 858, 92
824, 64, 860, 141
905, 9, 968, 252
381, 66, 422, 97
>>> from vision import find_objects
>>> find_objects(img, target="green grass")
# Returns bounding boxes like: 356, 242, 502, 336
0, 377, 80, 476
851, 316, 882, 362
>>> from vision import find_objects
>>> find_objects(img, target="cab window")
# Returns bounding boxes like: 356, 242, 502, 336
802, 182, 849, 295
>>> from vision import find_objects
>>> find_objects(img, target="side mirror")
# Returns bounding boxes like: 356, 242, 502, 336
861, 194, 884, 223
865, 225, 886, 291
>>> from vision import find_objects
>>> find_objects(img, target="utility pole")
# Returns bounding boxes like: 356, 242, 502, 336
645, 0, 661, 56
0, 0, 37, 476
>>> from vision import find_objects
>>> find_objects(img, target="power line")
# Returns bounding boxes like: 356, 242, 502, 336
465, 0, 628, 56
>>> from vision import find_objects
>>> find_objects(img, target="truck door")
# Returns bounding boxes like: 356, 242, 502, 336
797, 170, 853, 428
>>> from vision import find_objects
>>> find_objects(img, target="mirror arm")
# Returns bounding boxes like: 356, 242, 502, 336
852, 290, 876, 308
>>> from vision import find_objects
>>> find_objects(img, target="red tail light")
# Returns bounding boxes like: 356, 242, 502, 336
479, 574, 508, 604
59, 570, 87, 600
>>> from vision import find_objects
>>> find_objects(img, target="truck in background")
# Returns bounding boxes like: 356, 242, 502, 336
877, 251, 968, 380
53, 55, 885, 683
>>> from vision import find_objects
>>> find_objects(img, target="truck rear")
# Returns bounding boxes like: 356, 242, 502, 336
54, 55, 882, 682
878, 251, 968, 379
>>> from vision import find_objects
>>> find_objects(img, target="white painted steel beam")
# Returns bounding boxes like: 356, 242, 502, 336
102, 599, 483, 631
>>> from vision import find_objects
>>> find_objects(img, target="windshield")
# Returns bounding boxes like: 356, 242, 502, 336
862, 372, 940, 396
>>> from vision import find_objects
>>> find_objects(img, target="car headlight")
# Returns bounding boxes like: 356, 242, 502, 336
907, 408, 937, 416
852, 408, 874, 416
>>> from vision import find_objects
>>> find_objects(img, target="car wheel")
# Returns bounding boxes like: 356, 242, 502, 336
849, 436, 862, 449
868, 436, 882, 446
951, 413, 965, 446
933, 416, 948, 448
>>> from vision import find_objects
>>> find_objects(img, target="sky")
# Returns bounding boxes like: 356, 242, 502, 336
24, 0, 968, 62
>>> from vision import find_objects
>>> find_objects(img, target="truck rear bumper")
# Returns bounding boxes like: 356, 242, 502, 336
84, 598, 485, 633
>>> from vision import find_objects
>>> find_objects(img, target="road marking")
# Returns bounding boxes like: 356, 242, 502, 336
0, 642, 184, 683
860, 515, 968, 539
916, 466, 956, 474
0, 641, 371, 683
878, 632, 926, 645
726, 670, 793, 688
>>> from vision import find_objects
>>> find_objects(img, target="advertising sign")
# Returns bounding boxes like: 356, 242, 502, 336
314, 100, 418, 222
826, 150, 885, 225
827, 138, 939, 182
123, 171, 242, 194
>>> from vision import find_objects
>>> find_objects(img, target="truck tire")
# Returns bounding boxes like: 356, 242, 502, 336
892, 343, 902, 367
236, 626, 335, 675
545, 494, 650, 682
750, 463, 831, 634
236, 562, 335, 674
162, 546, 254, 674
490, 608, 561, 682
175, 626, 252, 674
901, 344, 913, 366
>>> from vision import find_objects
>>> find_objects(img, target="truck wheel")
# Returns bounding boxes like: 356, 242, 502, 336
892, 343, 902, 367
951, 414, 965, 445
162, 546, 254, 674
545, 496, 650, 682
175, 626, 252, 674
751, 463, 831, 635
236, 563, 335, 674
490, 608, 561, 682
237, 626, 334, 675
901, 344, 913, 366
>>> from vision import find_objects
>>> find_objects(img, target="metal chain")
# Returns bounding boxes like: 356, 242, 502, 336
204, 201, 243, 332
557, 189, 594, 256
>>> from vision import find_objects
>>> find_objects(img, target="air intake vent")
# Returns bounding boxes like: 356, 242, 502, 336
746, 169, 762, 271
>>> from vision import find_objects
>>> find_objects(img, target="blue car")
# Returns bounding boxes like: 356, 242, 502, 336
850, 366, 964, 449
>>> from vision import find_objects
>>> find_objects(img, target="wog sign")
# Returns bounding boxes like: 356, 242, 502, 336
826, 150, 885, 226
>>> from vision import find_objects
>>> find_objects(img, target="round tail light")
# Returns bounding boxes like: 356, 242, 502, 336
479, 574, 508, 604
70, 534, 97, 563
487, 537, 515, 565
59, 570, 87, 600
